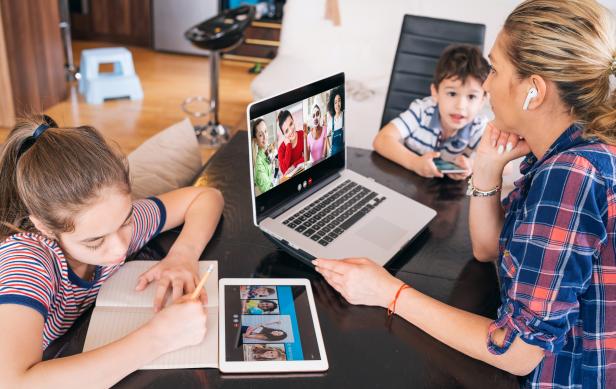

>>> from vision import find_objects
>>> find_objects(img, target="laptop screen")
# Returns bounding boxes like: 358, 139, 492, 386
248, 73, 345, 223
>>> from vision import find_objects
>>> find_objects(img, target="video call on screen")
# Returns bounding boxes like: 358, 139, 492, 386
224, 285, 321, 362
250, 85, 344, 197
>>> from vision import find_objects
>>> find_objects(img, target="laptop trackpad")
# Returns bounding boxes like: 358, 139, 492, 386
355, 217, 405, 249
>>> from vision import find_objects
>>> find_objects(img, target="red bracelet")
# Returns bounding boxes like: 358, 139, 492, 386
387, 283, 411, 317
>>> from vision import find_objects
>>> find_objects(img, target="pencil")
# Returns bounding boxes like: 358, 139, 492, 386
190, 264, 214, 300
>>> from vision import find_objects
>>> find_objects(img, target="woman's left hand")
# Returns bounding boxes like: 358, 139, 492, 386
313, 258, 404, 308
135, 254, 203, 312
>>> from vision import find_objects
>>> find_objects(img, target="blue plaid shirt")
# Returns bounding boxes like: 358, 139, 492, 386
487, 125, 616, 388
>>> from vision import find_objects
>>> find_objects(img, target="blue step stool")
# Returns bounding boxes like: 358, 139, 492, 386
78, 47, 143, 104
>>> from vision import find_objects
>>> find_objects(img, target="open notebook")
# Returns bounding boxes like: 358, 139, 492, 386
83, 260, 218, 369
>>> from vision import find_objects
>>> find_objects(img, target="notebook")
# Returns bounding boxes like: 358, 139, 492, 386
83, 260, 218, 369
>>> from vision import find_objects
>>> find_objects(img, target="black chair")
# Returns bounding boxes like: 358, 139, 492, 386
380, 15, 485, 127
185, 6, 255, 146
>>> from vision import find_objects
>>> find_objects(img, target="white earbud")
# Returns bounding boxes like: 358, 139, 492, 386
522, 87, 538, 111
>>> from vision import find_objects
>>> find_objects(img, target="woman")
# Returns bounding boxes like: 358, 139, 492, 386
306, 103, 329, 163
251, 118, 275, 193
248, 345, 286, 361
327, 86, 344, 155
314, 1, 616, 387
242, 322, 288, 342
277, 110, 306, 175
243, 299, 278, 314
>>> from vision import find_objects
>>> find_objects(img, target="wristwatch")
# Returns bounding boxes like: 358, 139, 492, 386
466, 174, 501, 197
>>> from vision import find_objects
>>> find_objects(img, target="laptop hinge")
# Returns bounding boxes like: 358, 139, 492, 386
260, 172, 342, 222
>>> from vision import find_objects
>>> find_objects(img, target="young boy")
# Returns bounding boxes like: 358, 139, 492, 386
373, 44, 490, 179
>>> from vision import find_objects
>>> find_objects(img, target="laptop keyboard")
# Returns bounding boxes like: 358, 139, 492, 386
282, 180, 386, 246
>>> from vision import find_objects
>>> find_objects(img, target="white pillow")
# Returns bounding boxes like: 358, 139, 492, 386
128, 118, 202, 199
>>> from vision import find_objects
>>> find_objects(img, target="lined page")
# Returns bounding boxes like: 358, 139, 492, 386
96, 261, 218, 308
83, 307, 218, 369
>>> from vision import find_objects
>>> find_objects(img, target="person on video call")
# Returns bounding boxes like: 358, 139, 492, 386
277, 110, 306, 175
327, 86, 345, 155
306, 102, 329, 163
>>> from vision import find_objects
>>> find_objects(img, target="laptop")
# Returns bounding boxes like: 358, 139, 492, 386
247, 73, 436, 266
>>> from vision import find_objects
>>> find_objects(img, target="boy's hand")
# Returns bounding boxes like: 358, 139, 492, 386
413, 151, 444, 178
446, 155, 472, 181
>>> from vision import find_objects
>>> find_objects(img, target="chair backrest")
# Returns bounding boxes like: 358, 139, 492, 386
380, 15, 485, 127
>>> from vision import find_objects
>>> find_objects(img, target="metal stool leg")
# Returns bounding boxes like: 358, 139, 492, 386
182, 50, 230, 148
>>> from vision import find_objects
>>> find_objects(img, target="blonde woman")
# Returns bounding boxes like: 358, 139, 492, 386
314, 1, 616, 387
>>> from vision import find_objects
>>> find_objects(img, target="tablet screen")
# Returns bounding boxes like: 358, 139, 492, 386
224, 285, 321, 362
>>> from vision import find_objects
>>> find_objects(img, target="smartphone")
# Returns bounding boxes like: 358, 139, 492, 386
433, 158, 467, 174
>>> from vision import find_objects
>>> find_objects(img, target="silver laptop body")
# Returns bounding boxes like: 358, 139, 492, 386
247, 73, 436, 266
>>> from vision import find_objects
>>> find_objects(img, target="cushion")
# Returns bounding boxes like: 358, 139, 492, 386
128, 119, 202, 199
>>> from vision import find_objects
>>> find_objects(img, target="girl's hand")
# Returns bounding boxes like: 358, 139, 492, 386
146, 296, 207, 354
135, 255, 204, 312
313, 258, 404, 308
446, 155, 472, 181
414, 151, 444, 178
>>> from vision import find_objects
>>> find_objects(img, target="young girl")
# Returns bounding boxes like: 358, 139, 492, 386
0, 116, 224, 387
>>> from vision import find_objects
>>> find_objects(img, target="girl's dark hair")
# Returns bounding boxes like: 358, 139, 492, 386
277, 110, 293, 130
263, 287, 276, 295
263, 327, 287, 341
251, 118, 266, 138
260, 299, 278, 312
433, 44, 490, 88
327, 86, 345, 116
252, 345, 286, 360
0, 115, 130, 240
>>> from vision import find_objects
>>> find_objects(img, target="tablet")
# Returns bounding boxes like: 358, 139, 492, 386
433, 158, 467, 174
218, 278, 329, 373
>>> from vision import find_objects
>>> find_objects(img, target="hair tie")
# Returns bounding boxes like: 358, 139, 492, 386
16, 123, 50, 160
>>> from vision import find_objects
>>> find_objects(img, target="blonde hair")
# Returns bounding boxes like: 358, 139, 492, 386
503, 0, 616, 143
0, 115, 130, 240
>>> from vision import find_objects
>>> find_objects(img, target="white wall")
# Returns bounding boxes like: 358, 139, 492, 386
253, 0, 616, 150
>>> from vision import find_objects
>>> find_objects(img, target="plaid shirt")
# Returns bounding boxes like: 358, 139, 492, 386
487, 125, 616, 388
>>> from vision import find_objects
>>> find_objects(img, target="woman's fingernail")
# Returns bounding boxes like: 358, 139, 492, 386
491, 140, 496, 147
497, 145, 504, 154
506, 142, 513, 152
312, 259, 318, 265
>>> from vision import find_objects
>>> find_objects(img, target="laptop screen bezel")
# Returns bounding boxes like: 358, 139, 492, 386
248, 72, 346, 224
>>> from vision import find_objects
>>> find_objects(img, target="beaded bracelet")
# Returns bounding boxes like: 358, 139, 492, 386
387, 283, 411, 317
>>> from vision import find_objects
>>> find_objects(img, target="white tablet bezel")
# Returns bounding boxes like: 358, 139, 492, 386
218, 278, 329, 373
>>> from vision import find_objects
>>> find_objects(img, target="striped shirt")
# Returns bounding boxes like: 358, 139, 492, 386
0, 197, 166, 349
391, 96, 487, 160
487, 125, 616, 388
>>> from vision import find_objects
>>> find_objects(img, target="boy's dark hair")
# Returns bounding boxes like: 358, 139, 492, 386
433, 44, 490, 88
277, 110, 293, 130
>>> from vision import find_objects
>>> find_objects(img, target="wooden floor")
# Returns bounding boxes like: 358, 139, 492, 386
0, 40, 257, 163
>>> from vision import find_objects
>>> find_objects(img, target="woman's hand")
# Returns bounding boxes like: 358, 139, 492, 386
135, 254, 205, 312
313, 258, 404, 308
473, 123, 530, 188
476, 123, 530, 168
446, 155, 472, 181
146, 296, 207, 354
413, 151, 445, 178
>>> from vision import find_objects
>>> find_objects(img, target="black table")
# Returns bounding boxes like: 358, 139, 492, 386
47, 131, 519, 388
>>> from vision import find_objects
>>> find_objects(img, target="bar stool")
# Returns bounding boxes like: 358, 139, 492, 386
184, 5, 254, 147
78, 47, 143, 104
